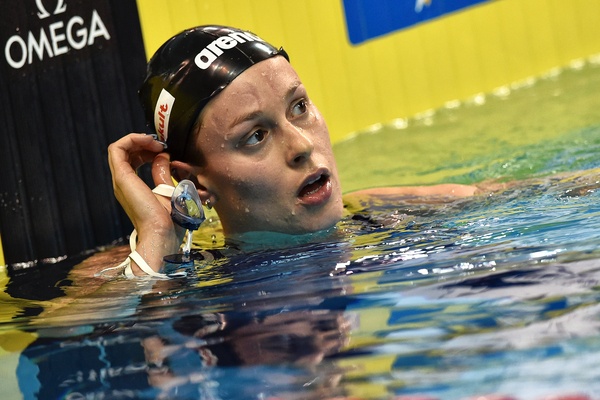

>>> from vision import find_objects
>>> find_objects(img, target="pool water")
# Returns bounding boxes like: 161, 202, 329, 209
2, 57, 600, 400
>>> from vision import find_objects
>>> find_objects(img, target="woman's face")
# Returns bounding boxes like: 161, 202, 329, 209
193, 56, 344, 236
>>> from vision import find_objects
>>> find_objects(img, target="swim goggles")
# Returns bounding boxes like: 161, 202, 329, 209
97, 180, 206, 279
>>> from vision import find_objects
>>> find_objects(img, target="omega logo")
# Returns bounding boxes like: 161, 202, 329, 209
35, 0, 67, 19
4, 0, 111, 69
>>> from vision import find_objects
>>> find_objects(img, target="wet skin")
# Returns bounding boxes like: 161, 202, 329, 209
183, 56, 345, 236
108, 55, 481, 275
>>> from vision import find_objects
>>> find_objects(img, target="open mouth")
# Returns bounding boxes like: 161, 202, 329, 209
298, 173, 329, 198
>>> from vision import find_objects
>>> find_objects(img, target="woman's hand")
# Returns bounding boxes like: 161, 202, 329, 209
108, 133, 183, 274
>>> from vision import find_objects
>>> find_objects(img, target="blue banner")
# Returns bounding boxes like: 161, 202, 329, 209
343, 0, 492, 44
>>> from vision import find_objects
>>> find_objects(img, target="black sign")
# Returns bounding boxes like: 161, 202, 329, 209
0, 0, 148, 268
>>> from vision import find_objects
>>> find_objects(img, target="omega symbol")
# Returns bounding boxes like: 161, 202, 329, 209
36, 0, 67, 19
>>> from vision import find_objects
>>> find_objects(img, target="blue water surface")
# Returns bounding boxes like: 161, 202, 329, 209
3, 60, 600, 400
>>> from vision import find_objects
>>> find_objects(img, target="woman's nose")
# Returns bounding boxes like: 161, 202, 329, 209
284, 123, 314, 167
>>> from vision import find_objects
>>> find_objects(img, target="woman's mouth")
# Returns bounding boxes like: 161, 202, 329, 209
298, 173, 332, 205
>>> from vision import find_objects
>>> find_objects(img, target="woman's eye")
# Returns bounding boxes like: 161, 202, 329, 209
241, 129, 267, 146
291, 99, 308, 117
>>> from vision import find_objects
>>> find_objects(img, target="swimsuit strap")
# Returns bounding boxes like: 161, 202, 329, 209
152, 184, 175, 198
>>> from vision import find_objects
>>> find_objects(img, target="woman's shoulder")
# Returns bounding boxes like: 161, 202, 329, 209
343, 183, 479, 204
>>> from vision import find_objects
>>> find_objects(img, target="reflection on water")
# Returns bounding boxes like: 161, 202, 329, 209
2, 59, 600, 399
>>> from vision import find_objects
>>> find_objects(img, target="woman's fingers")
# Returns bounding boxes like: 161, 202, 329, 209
108, 133, 172, 228
150, 152, 175, 215
108, 133, 166, 172
152, 152, 174, 186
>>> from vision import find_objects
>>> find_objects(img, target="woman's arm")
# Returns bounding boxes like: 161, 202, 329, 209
108, 133, 184, 275
349, 183, 480, 198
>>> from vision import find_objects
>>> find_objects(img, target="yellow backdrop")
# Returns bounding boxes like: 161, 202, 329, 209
136, 0, 600, 143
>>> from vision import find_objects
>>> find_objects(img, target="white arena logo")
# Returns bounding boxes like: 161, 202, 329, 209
194, 31, 263, 70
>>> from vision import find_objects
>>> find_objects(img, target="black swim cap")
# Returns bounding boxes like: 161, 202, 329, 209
139, 25, 289, 161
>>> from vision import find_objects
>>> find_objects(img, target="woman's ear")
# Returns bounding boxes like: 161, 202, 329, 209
170, 160, 201, 184
170, 160, 214, 204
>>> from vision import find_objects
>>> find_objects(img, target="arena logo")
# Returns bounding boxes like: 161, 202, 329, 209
4, 0, 111, 69
194, 31, 262, 70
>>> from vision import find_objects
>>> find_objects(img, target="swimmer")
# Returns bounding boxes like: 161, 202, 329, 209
108, 25, 481, 277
